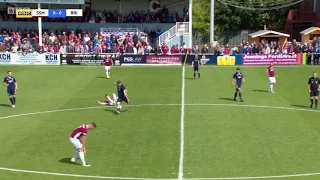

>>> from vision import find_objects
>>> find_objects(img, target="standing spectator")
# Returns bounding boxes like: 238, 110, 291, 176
192, 44, 199, 54
156, 27, 162, 37
49, 32, 56, 43
306, 44, 312, 65
11, 43, 18, 53
150, 29, 156, 44
239, 43, 244, 54
201, 44, 209, 54
137, 43, 144, 55
154, 45, 162, 55
125, 42, 134, 53
223, 44, 230, 55
161, 42, 169, 54
313, 43, 319, 65
59, 43, 67, 54
132, 32, 139, 46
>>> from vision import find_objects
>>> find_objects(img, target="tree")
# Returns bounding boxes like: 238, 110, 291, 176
193, 0, 298, 43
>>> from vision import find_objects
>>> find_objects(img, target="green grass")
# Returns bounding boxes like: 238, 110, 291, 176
0, 65, 320, 180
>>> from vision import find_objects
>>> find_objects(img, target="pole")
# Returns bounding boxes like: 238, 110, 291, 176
189, 0, 192, 48
119, 1, 122, 14
38, 3, 43, 47
210, 0, 214, 44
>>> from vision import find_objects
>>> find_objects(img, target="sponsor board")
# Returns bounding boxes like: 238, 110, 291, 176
217, 56, 236, 66
242, 54, 298, 65
200, 55, 210, 65
61, 54, 120, 65
146, 55, 182, 65
0, 53, 11, 64
121, 55, 146, 64
0, 53, 60, 65
16, 8, 32, 18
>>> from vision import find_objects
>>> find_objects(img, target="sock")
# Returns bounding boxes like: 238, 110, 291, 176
194, 73, 196, 78
13, 97, 16, 104
316, 99, 318, 106
9, 97, 13, 104
79, 151, 86, 165
270, 84, 274, 92
73, 150, 79, 159
198, 73, 200, 78
113, 93, 117, 102
106, 71, 109, 77
108, 71, 110, 76
311, 99, 314, 105
234, 91, 238, 100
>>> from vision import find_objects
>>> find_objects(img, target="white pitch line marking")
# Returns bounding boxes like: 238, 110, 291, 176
178, 66, 186, 180
0, 167, 175, 180
0, 103, 320, 180
1, 103, 318, 120
186, 171, 320, 180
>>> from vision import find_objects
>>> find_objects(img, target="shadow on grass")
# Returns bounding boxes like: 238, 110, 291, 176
184, 77, 195, 80
96, 76, 107, 79
59, 158, 79, 165
218, 97, 235, 101
0, 104, 11, 107
105, 108, 128, 115
253, 89, 269, 93
291, 104, 310, 108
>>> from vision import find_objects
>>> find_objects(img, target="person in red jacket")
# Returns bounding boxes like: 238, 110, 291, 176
161, 42, 169, 54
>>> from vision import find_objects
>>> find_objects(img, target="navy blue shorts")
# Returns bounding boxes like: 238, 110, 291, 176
7, 88, 15, 96
117, 96, 128, 103
236, 84, 242, 89
194, 66, 199, 71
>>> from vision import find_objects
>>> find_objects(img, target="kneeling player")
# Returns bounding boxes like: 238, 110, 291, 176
232, 67, 245, 102
97, 93, 117, 106
308, 72, 320, 109
115, 81, 131, 114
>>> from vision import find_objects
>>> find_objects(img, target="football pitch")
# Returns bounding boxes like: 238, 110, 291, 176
1, 65, 320, 180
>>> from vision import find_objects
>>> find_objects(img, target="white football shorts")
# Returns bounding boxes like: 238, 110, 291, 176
70, 137, 82, 149
105, 66, 111, 71
269, 77, 276, 84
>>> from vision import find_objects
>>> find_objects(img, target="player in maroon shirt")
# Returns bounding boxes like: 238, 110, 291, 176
70, 123, 96, 167
97, 93, 117, 106
266, 63, 278, 93
103, 55, 113, 79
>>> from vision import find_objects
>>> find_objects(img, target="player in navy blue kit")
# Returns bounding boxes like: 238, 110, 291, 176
308, 72, 320, 109
232, 67, 245, 102
3, 71, 18, 108
114, 80, 131, 114
192, 54, 202, 80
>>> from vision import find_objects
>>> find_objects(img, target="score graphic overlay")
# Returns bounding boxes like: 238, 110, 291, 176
16, 8, 32, 18
66, 9, 83, 16
32, 9, 49, 17
7, 7, 15, 15
48, 9, 66, 18
10, 8, 82, 18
